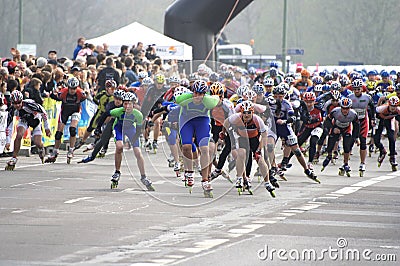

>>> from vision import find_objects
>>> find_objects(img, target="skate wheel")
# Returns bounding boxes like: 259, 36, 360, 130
67, 159, 71, 164
147, 185, 155, 191
189, 187, 192, 194
346, 173, 351, 177
359, 171, 364, 177
338, 170, 344, 176
248, 190, 253, 195
257, 175, 261, 183
153, 149, 157, 154
237, 187, 242, 195
392, 166, 397, 172
270, 191, 276, 198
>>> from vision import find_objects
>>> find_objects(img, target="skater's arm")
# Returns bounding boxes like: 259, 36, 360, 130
95, 109, 112, 130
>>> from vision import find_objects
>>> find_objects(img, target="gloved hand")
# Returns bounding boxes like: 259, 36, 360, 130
219, 131, 226, 140
253, 150, 261, 162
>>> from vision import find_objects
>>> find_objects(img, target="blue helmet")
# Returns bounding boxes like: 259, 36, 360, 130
381, 71, 389, 78
270, 61, 279, 69
252, 83, 265, 95
248, 67, 256, 75
192, 80, 208, 93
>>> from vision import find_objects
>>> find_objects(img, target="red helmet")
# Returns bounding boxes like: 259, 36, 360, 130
105, 79, 117, 89
301, 69, 310, 78
388, 96, 400, 106
303, 92, 316, 101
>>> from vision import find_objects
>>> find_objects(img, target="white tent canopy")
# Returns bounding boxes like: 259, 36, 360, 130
87, 22, 192, 60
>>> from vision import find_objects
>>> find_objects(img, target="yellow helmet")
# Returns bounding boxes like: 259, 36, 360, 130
155, 73, 165, 84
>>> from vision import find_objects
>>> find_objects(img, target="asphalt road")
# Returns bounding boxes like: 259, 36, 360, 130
0, 138, 399, 265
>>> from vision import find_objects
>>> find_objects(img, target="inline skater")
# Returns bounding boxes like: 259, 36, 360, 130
222, 100, 277, 197
74, 79, 115, 151
141, 73, 169, 153
374, 96, 400, 171
268, 85, 320, 182
321, 98, 360, 176
78, 89, 124, 163
208, 82, 235, 182
102, 91, 154, 190
45, 77, 86, 163
348, 79, 375, 176
286, 92, 323, 170
175, 80, 219, 197
5, 91, 51, 170
313, 90, 342, 163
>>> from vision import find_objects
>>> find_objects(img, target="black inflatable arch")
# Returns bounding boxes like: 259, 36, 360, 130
164, 0, 253, 61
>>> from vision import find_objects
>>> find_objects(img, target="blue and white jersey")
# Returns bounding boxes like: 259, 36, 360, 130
267, 96, 294, 120
341, 88, 353, 98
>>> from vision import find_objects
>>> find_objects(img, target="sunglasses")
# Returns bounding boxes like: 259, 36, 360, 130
242, 111, 252, 114
13, 101, 22, 105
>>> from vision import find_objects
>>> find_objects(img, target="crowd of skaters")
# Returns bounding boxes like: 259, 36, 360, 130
1, 38, 400, 197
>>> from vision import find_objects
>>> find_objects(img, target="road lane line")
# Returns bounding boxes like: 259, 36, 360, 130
64, 197, 93, 204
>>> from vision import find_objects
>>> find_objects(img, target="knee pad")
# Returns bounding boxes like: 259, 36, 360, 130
55, 131, 63, 140
69, 127, 77, 137
267, 144, 275, 153
294, 148, 302, 157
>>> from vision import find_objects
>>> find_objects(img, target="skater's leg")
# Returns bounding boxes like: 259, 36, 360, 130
12, 126, 26, 158
91, 122, 113, 158
234, 148, 246, 178
385, 120, 396, 157
68, 113, 80, 149
114, 140, 123, 171
182, 144, 193, 171
308, 135, 319, 163
153, 116, 161, 142
342, 134, 353, 165
199, 145, 210, 182
133, 147, 146, 176
216, 136, 232, 170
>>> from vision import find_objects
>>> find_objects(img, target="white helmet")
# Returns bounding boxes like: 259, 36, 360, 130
141, 77, 153, 86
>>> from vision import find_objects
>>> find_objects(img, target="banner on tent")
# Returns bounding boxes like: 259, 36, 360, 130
156, 45, 185, 57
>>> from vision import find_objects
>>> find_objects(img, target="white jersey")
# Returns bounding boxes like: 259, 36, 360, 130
0, 108, 8, 153
348, 93, 372, 120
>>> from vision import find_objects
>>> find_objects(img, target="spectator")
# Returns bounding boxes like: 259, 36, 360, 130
118, 45, 129, 58
96, 57, 120, 92
103, 43, 113, 56
73, 37, 86, 60
93, 45, 104, 57
40, 71, 56, 98
23, 77, 43, 105
132, 42, 144, 56
124, 57, 138, 85
48, 50, 57, 60
145, 45, 157, 60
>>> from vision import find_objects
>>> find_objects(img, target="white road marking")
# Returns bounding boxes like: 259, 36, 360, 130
333, 186, 362, 195
64, 197, 93, 204
11, 209, 28, 214
351, 180, 380, 187
10, 178, 61, 188
180, 239, 229, 253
